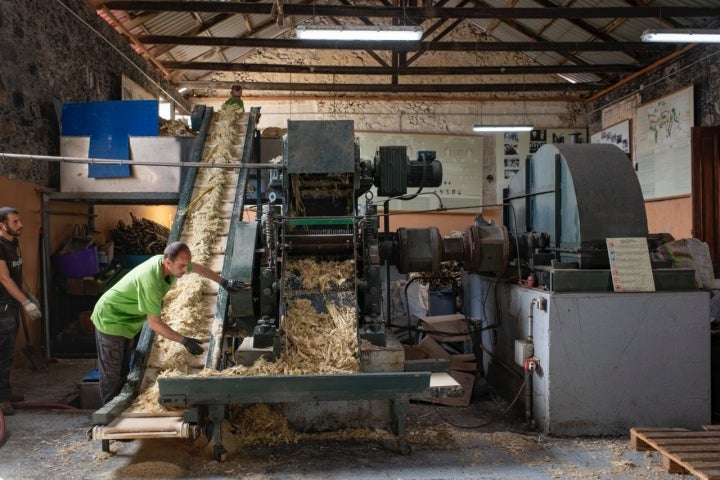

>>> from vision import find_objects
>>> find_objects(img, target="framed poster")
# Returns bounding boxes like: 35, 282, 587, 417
590, 119, 631, 155
634, 85, 694, 200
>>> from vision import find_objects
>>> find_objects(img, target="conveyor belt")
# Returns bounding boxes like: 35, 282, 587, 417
91, 105, 260, 446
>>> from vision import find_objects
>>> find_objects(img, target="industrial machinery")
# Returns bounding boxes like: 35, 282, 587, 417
93, 113, 509, 460
464, 143, 710, 435
225, 119, 448, 350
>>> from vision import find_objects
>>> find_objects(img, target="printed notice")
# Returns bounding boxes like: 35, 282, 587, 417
606, 237, 655, 292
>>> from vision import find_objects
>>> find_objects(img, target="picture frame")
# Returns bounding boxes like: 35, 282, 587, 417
590, 119, 631, 155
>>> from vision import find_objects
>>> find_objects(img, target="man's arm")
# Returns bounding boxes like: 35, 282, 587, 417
189, 263, 221, 284
191, 262, 250, 291
146, 314, 184, 343
0, 260, 29, 303
147, 314, 204, 355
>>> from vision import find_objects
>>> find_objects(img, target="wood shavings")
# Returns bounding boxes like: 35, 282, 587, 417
159, 118, 196, 137
199, 404, 400, 454
112, 461, 185, 478
209, 296, 359, 377
283, 257, 355, 292
222, 404, 300, 448
261, 127, 286, 137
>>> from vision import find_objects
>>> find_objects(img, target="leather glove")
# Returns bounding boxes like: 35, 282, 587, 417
22, 299, 42, 320
181, 336, 204, 355
220, 277, 250, 292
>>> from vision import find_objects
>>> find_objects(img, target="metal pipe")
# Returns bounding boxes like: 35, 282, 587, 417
525, 372, 534, 428
525, 297, 542, 427
0, 151, 279, 169
384, 199, 391, 325
40, 196, 52, 359
528, 297, 539, 343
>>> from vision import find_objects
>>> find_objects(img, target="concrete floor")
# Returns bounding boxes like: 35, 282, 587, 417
0, 359, 687, 479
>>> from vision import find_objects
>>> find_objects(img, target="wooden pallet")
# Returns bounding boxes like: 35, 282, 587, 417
630, 427, 720, 480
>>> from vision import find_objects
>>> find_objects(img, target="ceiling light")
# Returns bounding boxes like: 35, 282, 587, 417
297, 25, 423, 41
557, 73, 578, 84
641, 29, 720, 43
178, 87, 188, 93
473, 124, 534, 133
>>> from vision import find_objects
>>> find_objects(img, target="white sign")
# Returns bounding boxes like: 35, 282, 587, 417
606, 237, 655, 292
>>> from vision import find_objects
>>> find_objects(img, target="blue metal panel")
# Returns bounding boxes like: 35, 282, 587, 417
61, 100, 159, 178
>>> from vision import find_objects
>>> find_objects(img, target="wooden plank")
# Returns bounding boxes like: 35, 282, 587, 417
697, 470, 720, 480
630, 427, 688, 450
631, 427, 720, 480
654, 445, 720, 453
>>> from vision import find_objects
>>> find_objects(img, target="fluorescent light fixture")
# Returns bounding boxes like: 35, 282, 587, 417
473, 124, 534, 132
557, 73, 578, 84
178, 87, 188, 93
641, 28, 720, 43
297, 25, 423, 41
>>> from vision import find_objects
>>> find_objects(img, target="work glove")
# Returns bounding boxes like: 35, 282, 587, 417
220, 277, 250, 292
22, 298, 42, 320
27, 293, 40, 306
181, 336, 204, 355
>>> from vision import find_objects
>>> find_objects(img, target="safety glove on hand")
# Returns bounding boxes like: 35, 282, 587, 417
22, 299, 42, 320
27, 293, 40, 306
181, 336, 204, 355
220, 277, 249, 292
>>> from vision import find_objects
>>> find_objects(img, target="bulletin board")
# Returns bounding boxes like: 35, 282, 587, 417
356, 131, 484, 212
495, 128, 587, 202
634, 85, 694, 200
590, 119, 631, 155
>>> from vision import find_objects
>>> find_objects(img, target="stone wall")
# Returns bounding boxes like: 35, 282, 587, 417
585, 44, 720, 132
0, 0, 189, 187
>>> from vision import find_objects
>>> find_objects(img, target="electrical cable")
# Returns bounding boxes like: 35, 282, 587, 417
420, 371, 532, 429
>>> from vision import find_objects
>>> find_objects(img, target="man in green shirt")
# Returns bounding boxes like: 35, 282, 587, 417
224, 84, 245, 111
91, 241, 247, 404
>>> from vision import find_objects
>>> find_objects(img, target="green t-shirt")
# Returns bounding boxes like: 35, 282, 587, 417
91, 255, 192, 338
224, 98, 245, 111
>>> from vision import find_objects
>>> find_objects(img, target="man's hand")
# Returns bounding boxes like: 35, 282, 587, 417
180, 336, 204, 355
22, 299, 41, 320
220, 277, 250, 292
27, 293, 40, 306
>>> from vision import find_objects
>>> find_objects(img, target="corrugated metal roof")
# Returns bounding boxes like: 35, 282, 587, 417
89, 0, 720, 98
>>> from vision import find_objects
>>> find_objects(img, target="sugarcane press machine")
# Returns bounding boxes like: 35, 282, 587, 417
155, 119, 511, 459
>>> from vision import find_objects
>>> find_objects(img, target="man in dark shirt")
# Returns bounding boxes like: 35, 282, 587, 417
0, 207, 42, 415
